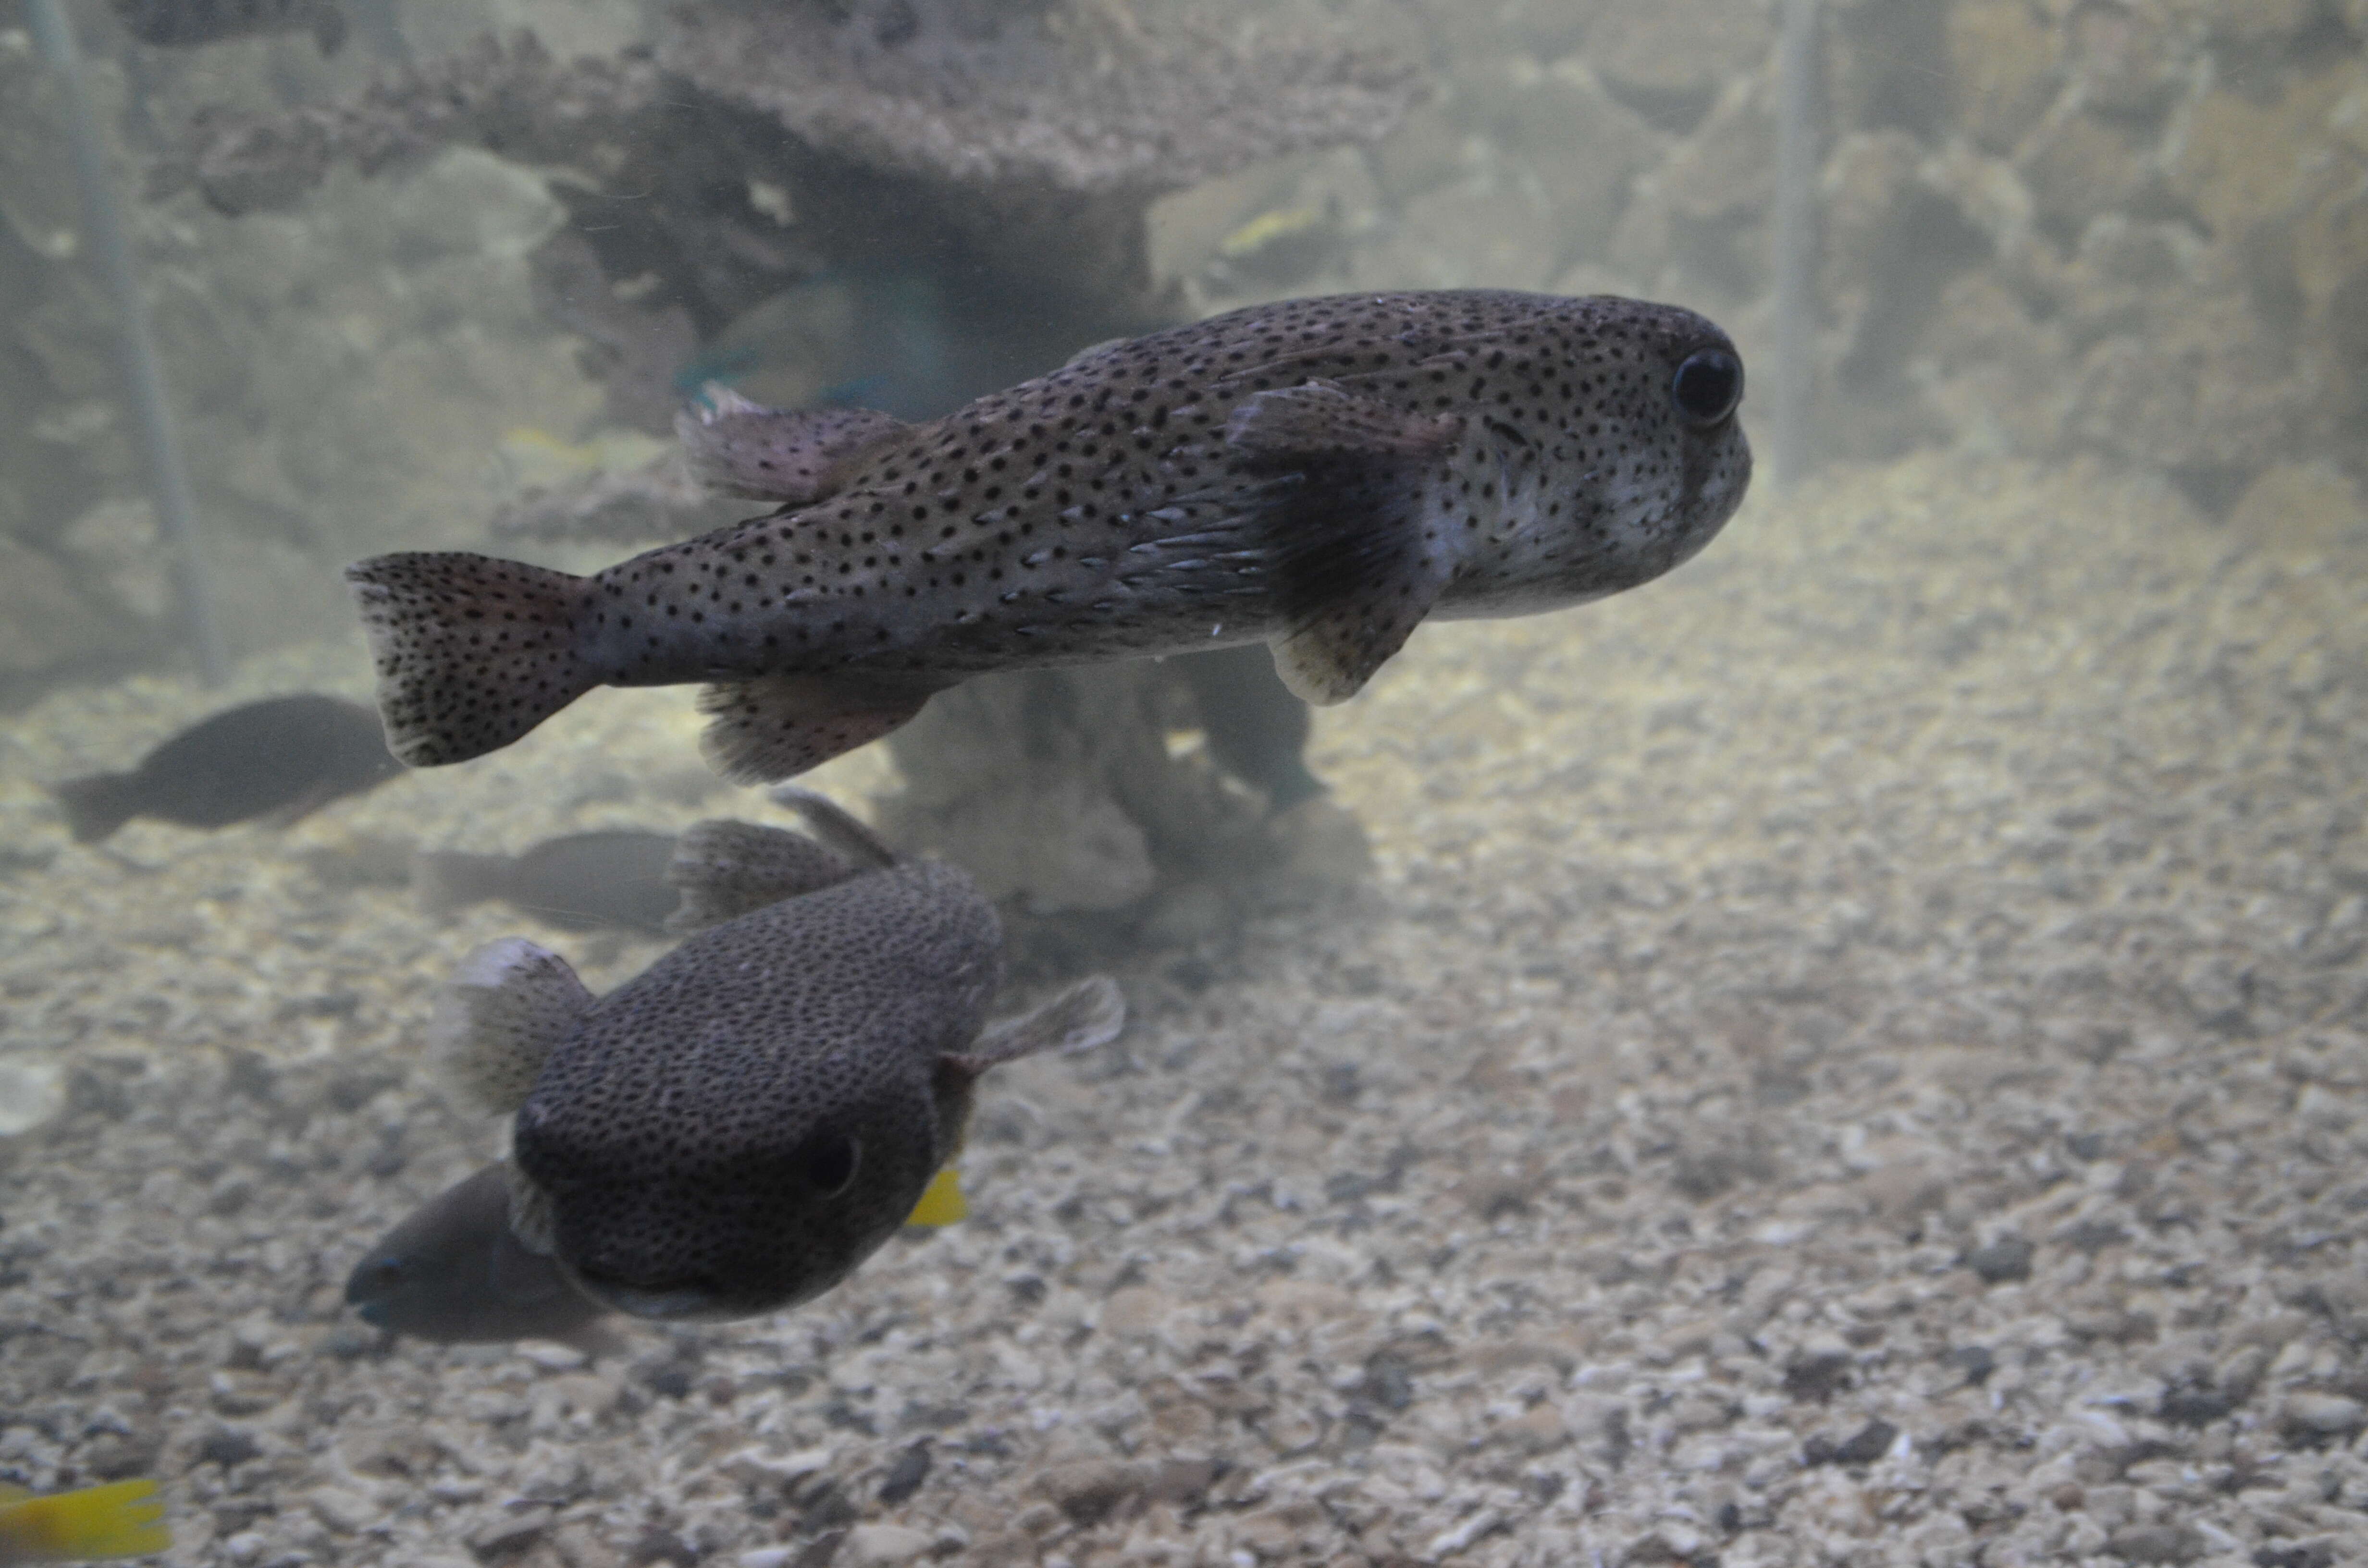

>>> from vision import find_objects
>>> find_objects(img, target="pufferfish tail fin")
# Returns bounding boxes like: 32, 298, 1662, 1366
345, 552, 603, 769
434, 937, 595, 1116
0, 1477, 172, 1561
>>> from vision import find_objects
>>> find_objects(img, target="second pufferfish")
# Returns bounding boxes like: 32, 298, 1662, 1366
436, 788, 1125, 1323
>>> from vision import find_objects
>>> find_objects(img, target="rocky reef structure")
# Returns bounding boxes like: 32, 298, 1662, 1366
150, 0, 1417, 944
0, 25, 604, 697
875, 662, 1373, 973
174, 1, 1426, 428
0, 0, 1421, 695
1153, 0, 2368, 517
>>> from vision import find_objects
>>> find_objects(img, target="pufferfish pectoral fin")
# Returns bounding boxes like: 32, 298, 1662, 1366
664, 818, 865, 932
434, 937, 594, 1115
1223, 381, 1464, 707
675, 386, 909, 504
951, 975, 1128, 1078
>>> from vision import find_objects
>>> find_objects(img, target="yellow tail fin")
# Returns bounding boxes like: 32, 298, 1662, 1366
904, 1167, 968, 1227
0, 1479, 172, 1561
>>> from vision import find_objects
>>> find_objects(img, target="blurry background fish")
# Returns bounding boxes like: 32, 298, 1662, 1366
0, 1478, 169, 1563
344, 1163, 623, 1354
109, 0, 348, 56
46, 693, 401, 844
411, 829, 681, 935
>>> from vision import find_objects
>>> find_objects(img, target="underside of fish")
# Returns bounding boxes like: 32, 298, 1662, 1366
347, 289, 1751, 782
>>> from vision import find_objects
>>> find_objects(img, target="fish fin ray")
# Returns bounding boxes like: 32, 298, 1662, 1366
675, 387, 908, 503
664, 820, 863, 931
696, 674, 936, 784
1223, 382, 1460, 705
1224, 379, 1465, 463
434, 938, 591, 1115
1268, 572, 1445, 706
955, 975, 1126, 1076
345, 552, 600, 767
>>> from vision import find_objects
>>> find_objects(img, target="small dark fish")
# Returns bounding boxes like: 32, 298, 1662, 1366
344, 1164, 620, 1354
111, 0, 347, 54
347, 290, 1750, 783
1170, 642, 1323, 809
413, 829, 681, 934
48, 694, 401, 845
438, 789, 1126, 1322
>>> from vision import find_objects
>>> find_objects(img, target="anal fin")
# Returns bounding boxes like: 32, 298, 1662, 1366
697, 674, 936, 783
676, 386, 907, 503
1224, 380, 1463, 705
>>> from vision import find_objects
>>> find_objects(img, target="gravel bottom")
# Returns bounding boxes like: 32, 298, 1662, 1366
1, 448, 2364, 1568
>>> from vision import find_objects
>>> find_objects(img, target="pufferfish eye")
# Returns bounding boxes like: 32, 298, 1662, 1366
1669, 348, 1743, 427
802, 1134, 861, 1197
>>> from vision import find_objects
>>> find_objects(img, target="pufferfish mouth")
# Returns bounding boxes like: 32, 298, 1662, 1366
566, 1263, 738, 1323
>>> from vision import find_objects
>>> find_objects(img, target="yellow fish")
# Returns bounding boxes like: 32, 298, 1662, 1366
905, 1166, 968, 1228
1217, 203, 1328, 260
0, 1479, 170, 1564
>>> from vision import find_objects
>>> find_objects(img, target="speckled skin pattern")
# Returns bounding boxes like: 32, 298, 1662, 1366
604, 289, 1746, 662
511, 860, 1000, 1321
348, 290, 1748, 773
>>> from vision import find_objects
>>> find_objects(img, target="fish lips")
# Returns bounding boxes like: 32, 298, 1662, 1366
555, 1217, 888, 1322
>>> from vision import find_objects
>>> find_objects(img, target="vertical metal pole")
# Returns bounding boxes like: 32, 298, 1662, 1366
25, 0, 229, 687
1771, 0, 1821, 491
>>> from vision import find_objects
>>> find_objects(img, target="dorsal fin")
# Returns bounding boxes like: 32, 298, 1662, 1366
665, 819, 865, 931
766, 784, 900, 870
675, 385, 908, 503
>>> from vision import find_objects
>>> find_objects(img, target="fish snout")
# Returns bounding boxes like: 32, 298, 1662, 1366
343, 1252, 407, 1323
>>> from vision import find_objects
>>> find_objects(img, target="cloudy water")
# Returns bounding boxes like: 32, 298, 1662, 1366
0, 2, 2363, 1565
